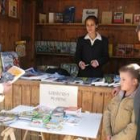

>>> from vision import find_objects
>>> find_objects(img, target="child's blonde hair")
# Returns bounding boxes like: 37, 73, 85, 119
119, 63, 140, 82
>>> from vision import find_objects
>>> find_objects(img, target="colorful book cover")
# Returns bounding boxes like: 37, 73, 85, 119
113, 12, 124, 23
1, 51, 20, 72
0, 66, 25, 83
63, 6, 75, 23
6, 66, 25, 83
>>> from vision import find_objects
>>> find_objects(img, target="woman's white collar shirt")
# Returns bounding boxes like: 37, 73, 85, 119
84, 32, 102, 46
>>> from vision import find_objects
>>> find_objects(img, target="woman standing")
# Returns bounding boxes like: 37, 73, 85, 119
75, 16, 109, 77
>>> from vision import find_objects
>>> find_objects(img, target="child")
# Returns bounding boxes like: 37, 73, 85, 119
103, 63, 139, 140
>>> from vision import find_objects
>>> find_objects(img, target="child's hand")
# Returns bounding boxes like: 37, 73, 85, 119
106, 135, 112, 140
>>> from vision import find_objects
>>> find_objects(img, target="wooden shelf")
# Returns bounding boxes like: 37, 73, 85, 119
110, 56, 140, 59
36, 53, 140, 59
36, 23, 137, 27
36, 52, 74, 57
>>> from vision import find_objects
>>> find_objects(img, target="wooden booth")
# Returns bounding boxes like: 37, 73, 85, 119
0, 79, 113, 140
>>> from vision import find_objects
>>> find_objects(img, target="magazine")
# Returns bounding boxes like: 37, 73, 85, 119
0, 66, 25, 83
21, 67, 49, 80
1, 51, 20, 72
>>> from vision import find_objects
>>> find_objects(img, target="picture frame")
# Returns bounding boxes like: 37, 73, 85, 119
82, 9, 98, 23
134, 14, 140, 24
113, 12, 124, 24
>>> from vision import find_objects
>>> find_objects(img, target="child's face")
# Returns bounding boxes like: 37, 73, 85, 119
120, 71, 138, 92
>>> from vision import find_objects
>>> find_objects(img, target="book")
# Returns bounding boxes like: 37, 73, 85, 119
63, 6, 75, 23
21, 67, 48, 80
64, 107, 81, 115
54, 13, 63, 23
0, 66, 25, 83
8, 0, 17, 18
1, 51, 20, 72
113, 12, 124, 23
101, 11, 112, 24
82, 9, 98, 23
48, 13, 54, 23
39, 13, 46, 24
124, 13, 133, 24
134, 14, 140, 24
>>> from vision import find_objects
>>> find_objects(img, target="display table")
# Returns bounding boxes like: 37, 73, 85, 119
0, 79, 113, 140
6, 113, 102, 139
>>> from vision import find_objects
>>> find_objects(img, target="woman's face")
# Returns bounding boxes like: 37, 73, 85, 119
86, 19, 97, 34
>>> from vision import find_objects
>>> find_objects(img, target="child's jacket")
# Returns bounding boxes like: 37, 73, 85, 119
103, 90, 137, 140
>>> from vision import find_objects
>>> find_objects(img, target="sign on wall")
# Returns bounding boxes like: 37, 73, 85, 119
40, 83, 78, 108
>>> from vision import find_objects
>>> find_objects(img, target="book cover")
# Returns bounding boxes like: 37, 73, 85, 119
134, 14, 140, 24
124, 13, 133, 24
8, 0, 17, 18
39, 13, 46, 24
1, 66, 25, 83
82, 9, 98, 23
1, 51, 20, 72
48, 13, 54, 23
101, 11, 112, 24
54, 13, 63, 23
113, 12, 124, 23
63, 6, 75, 23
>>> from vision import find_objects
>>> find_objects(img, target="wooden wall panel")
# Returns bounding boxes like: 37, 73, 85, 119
0, 80, 113, 140
36, 0, 140, 72
0, 18, 20, 51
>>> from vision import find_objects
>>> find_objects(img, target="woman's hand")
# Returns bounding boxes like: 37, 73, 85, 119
91, 60, 99, 68
79, 61, 86, 70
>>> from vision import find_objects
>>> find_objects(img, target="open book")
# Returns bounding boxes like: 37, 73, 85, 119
1, 66, 25, 83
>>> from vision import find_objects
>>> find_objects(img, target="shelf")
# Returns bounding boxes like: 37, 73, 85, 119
36, 53, 140, 59
36, 52, 74, 57
110, 56, 140, 59
36, 23, 137, 27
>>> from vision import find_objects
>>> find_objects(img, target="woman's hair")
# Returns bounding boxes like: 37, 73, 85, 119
119, 63, 140, 82
85, 15, 99, 25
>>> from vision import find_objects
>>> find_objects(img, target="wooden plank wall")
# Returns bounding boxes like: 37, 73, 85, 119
0, 17, 20, 52
35, 0, 140, 73
0, 80, 113, 140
